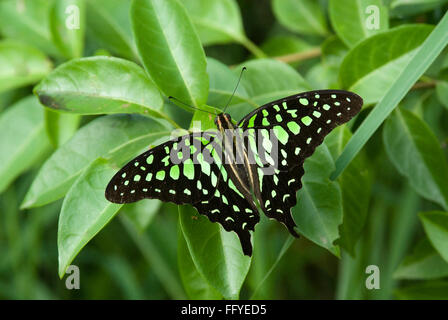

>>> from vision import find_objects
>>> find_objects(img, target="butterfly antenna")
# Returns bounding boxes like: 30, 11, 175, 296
223, 67, 246, 113
168, 96, 216, 115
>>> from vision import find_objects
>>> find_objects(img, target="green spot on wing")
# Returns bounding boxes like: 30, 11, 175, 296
301, 116, 312, 126
183, 158, 195, 180
287, 121, 300, 135
156, 170, 165, 180
299, 98, 309, 105
170, 165, 180, 180
273, 126, 289, 145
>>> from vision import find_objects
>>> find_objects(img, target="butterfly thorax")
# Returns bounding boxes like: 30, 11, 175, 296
214, 113, 262, 215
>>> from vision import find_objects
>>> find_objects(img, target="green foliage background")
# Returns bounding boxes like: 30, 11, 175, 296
1, 0, 448, 299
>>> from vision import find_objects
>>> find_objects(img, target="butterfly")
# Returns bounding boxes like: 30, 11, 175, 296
105, 90, 363, 256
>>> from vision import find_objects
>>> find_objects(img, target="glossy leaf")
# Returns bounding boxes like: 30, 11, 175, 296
272, 0, 328, 36
44, 110, 81, 147
0, 0, 60, 56
177, 227, 222, 299
436, 73, 448, 109
34, 57, 165, 118
394, 238, 448, 280
383, 108, 448, 209
182, 0, 245, 45
306, 63, 339, 89
261, 36, 314, 65
22, 115, 170, 208
131, 0, 209, 108
0, 96, 51, 193
206, 57, 254, 110
419, 211, 448, 263
329, 0, 389, 47
293, 143, 343, 256
58, 158, 122, 277
178, 205, 251, 300
326, 126, 371, 256
390, 0, 448, 17
121, 199, 162, 232
49, 0, 85, 59
339, 24, 433, 104
0, 41, 52, 93
228, 59, 311, 119
321, 36, 349, 66
86, 0, 138, 60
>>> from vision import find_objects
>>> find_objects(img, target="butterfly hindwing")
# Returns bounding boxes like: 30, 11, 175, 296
239, 90, 363, 235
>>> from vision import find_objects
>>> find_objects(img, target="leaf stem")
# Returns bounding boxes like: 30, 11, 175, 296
274, 48, 322, 64
239, 36, 267, 59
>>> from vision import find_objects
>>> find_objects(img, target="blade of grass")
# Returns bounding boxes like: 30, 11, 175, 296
331, 11, 448, 180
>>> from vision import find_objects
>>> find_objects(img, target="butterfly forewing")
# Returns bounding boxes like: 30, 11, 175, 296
106, 131, 260, 255
106, 133, 220, 204
239, 90, 363, 236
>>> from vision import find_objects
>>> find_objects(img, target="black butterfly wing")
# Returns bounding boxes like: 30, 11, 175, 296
106, 132, 259, 256
238, 90, 363, 235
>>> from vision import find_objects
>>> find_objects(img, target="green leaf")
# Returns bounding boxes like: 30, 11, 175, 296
131, 0, 209, 108
261, 35, 314, 64
329, 0, 389, 47
272, 0, 328, 36
436, 81, 448, 109
206, 57, 254, 110
0, 0, 60, 56
0, 40, 52, 93
306, 63, 339, 89
34, 56, 165, 118
0, 96, 51, 193
394, 238, 448, 280
436, 71, 448, 109
332, 12, 448, 180
178, 205, 251, 300
49, 0, 85, 59
182, 0, 245, 45
321, 35, 349, 66
326, 126, 371, 256
420, 211, 448, 263
22, 114, 170, 208
177, 227, 222, 299
121, 199, 162, 232
44, 109, 81, 147
390, 0, 448, 17
395, 281, 448, 299
229, 59, 311, 119
190, 104, 221, 131
58, 158, 122, 277
339, 24, 433, 104
86, 0, 138, 60
293, 143, 343, 256
383, 108, 448, 209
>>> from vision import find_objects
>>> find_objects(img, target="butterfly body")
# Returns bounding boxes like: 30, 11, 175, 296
106, 90, 363, 256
